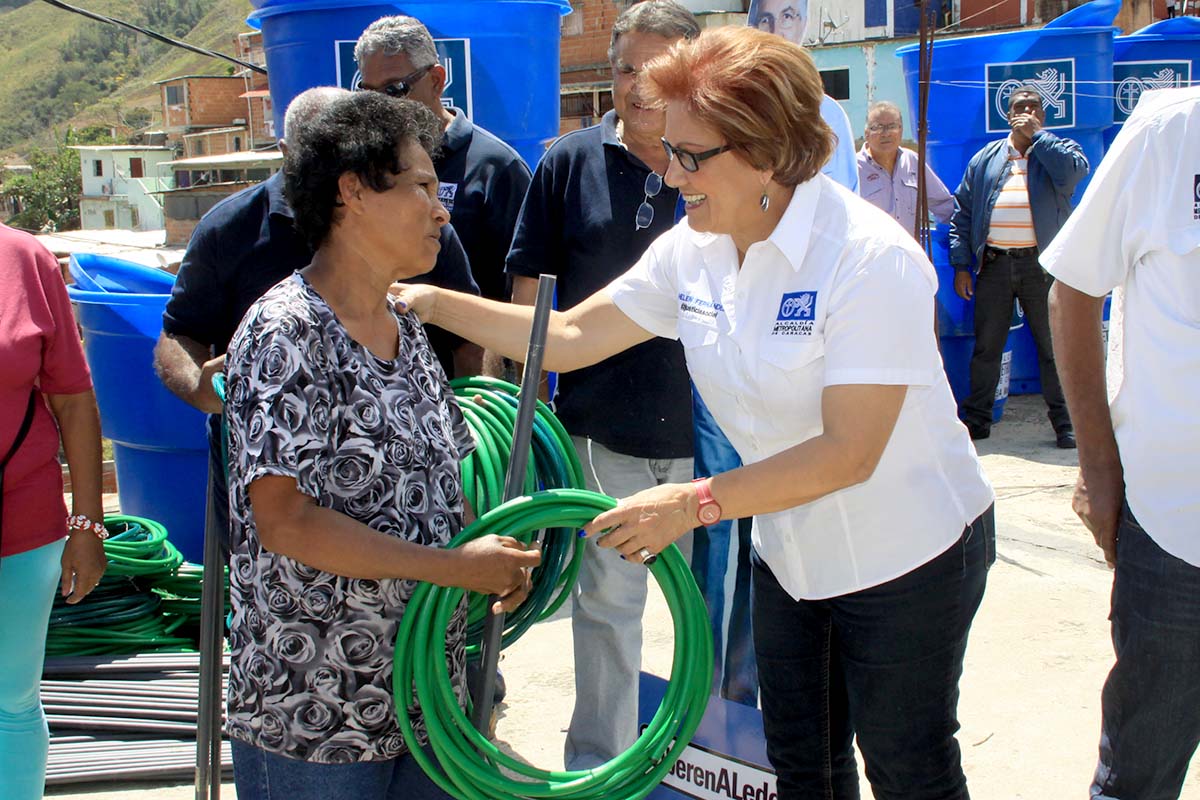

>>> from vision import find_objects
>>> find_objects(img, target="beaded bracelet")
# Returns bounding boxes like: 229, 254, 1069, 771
67, 514, 109, 540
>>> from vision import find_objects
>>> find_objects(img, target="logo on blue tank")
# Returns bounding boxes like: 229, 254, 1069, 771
985, 59, 1075, 133
1113, 61, 1191, 122
335, 38, 474, 118
772, 291, 817, 336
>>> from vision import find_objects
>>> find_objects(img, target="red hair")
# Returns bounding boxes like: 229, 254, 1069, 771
641, 26, 834, 186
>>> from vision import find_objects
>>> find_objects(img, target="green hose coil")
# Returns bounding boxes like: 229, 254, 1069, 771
450, 378, 587, 653
394, 489, 714, 800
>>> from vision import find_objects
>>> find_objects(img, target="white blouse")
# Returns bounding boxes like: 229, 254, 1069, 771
606, 175, 994, 600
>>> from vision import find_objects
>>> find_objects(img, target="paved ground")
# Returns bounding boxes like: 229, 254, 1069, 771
47, 395, 1200, 799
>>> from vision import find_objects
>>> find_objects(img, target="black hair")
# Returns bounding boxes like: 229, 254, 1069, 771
284, 92, 442, 251
1009, 84, 1045, 110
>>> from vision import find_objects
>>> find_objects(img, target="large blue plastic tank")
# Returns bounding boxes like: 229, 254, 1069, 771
897, 20, 1114, 211
899, 0, 1118, 407
1107, 18, 1200, 147
930, 226, 1015, 422
247, 0, 571, 170
67, 256, 209, 563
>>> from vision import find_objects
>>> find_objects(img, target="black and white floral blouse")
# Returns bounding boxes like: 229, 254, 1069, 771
223, 272, 475, 763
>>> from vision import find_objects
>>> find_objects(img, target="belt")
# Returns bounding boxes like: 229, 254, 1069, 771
985, 245, 1038, 260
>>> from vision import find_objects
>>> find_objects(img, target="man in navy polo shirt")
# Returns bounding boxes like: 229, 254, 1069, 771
355, 15, 532, 376
153, 87, 479, 555
505, 1, 700, 770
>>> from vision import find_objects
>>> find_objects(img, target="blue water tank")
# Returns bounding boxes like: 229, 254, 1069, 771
897, 10, 1116, 210
67, 256, 209, 563
929, 225, 1015, 422
1107, 17, 1200, 147
247, 0, 571, 171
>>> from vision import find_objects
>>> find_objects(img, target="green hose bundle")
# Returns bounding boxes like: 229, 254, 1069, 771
394, 489, 713, 800
45, 516, 196, 656
451, 378, 587, 653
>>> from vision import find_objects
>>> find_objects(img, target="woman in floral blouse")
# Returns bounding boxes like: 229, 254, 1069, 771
222, 91, 540, 800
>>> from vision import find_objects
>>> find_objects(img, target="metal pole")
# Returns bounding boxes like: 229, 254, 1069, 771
195, 444, 225, 799
469, 273, 557, 734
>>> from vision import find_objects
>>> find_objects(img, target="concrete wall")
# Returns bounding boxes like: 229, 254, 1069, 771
808, 37, 918, 148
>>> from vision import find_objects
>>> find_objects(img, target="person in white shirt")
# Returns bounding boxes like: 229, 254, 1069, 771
395, 27, 995, 800
1044, 86, 1200, 800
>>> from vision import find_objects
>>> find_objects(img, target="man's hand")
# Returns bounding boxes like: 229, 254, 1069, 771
197, 355, 226, 413
954, 271, 974, 301
1071, 465, 1124, 568
1010, 113, 1042, 149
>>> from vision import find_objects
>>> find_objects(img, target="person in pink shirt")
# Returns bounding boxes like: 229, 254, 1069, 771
0, 223, 107, 800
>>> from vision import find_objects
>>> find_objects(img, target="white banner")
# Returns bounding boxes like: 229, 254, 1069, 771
661, 740, 778, 800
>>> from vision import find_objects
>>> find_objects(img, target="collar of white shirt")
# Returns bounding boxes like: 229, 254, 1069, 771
682, 175, 824, 274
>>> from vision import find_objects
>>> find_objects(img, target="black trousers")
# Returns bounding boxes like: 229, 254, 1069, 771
963, 248, 1071, 432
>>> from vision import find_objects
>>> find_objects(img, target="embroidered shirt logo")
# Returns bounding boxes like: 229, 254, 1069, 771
438, 182, 459, 212
773, 291, 816, 335
1193, 174, 1200, 221
678, 292, 723, 321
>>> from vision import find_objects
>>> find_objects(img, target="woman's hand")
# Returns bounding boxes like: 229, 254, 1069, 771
583, 483, 699, 563
60, 532, 107, 604
454, 535, 542, 613
389, 282, 440, 324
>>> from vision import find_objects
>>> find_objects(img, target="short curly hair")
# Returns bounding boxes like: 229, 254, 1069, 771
284, 92, 442, 251
640, 26, 833, 187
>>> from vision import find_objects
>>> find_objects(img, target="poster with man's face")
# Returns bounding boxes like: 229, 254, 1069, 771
748, 0, 810, 45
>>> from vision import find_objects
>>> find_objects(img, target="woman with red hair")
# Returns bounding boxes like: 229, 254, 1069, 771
395, 27, 994, 799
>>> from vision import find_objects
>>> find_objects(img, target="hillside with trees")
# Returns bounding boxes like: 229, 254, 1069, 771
0, 0, 254, 156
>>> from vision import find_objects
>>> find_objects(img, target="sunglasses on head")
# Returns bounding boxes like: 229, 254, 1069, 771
357, 64, 434, 99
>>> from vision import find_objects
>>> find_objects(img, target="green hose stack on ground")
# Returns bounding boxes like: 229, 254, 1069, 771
395, 489, 714, 800
45, 515, 229, 656
451, 377, 589, 653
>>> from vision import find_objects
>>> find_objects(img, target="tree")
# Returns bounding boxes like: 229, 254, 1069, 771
3, 133, 82, 231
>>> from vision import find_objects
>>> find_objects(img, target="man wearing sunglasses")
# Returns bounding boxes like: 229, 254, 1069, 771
355, 16, 532, 377
503, 0, 700, 772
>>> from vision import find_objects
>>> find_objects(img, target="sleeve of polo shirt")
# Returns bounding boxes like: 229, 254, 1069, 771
505, 152, 563, 279
35, 243, 93, 395
822, 247, 938, 387
1040, 112, 1157, 297
162, 219, 229, 346
603, 231, 680, 339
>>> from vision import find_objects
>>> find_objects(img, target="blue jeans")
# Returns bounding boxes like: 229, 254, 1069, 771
0, 538, 66, 800
232, 740, 452, 800
1091, 504, 1200, 800
751, 507, 994, 800
689, 387, 758, 706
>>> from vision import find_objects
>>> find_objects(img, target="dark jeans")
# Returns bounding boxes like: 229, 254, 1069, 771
232, 740, 452, 800
964, 248, 1070, 432
752, 506, 995, 800
689, 387, 758, 706
1092, 504, 1200, 800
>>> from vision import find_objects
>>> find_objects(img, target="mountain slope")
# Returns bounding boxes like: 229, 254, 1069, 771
0, 0, 254, 157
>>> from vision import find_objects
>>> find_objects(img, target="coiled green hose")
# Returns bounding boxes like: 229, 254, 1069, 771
394, 489, 713, 800
451, 378, 587, 652
45, 516, 217, 656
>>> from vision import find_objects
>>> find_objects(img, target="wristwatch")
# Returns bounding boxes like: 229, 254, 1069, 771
692, 478, 722, 526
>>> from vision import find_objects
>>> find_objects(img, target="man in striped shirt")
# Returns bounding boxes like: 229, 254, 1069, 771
949, 85, 1089, 448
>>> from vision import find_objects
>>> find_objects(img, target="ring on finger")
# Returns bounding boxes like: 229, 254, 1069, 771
638, 547, 657, 566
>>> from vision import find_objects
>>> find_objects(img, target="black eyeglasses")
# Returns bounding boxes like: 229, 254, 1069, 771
635, 171, 663, 231
357, 64, 434, 99
661, 138, 732, 173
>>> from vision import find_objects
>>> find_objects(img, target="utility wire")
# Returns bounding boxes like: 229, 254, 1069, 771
37, 0, 267, 75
